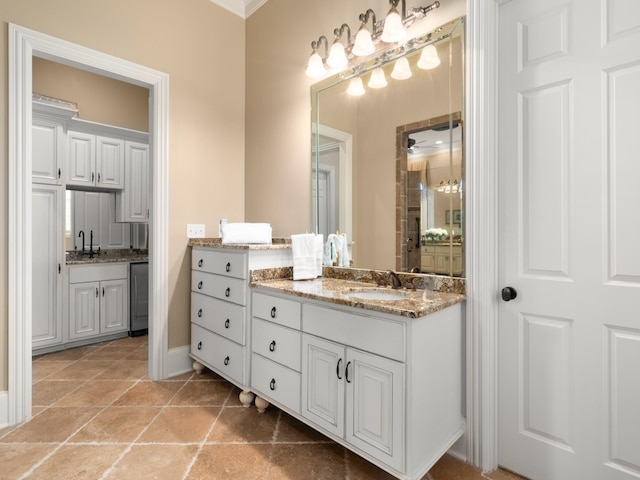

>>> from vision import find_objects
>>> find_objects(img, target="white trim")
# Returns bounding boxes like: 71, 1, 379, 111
0, 391, 8, 429
167, 345, 194, 378
466, 0, 500, 472
209, 0, 268, 19
8, 24, 170, 426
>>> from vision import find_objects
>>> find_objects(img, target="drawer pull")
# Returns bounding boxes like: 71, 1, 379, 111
269, 340, 276, 352
197, 309, 203, 318
224, 319, 230, 328
270, 307, 276, 318
269, 378, 276, 391
336, 358, 343, 379
197, 281, 203, 290
197, 341, 202, 350
224, 356, 230, 366
225, 287, 231, 297
345, 361, 352, 383
95, 287, 99, 297
198, 259, 203, 267
225, 262, 231, 272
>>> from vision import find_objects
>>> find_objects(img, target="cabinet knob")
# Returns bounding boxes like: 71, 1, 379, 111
97, 172, 101, 183
225, 262, 231, 272
269, 378, 276, 391
197, 281, 203, 290
269, 340, 276, 352
197, 308, 203, 318
345, 361, 352, 383
197, 341, 202, 350
224, 319, 230, 328
102, 287, 105, 297
198, 259, 203, 267
58, 168, 61, 179
95, 287, 99, 297
336, 358, 343, 380
270, 307, 276, 318
91, 172, 95, 182
225, 287, 230, 297
224, 356, 230, 366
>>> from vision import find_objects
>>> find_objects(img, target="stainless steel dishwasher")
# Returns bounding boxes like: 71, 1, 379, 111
129, 261, 148, 336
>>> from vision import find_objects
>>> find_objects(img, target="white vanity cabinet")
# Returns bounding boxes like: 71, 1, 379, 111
421, 244, 463, 276
190, 246, 292, 406
67, 263, 129, 340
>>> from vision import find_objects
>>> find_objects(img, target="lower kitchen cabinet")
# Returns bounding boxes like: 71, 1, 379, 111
68, 263, 128, 341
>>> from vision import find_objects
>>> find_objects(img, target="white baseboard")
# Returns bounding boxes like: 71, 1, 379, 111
167, 345, 193, 378
0, 391, 8, 429
448, 419, 468, 462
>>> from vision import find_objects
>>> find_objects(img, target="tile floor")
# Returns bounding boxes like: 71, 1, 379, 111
0, 337, 525, 480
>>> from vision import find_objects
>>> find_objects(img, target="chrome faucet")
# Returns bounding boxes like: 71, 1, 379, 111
78, 230, 85, 253
387, 270, 403, 289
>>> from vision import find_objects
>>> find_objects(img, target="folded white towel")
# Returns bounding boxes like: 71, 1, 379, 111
292, 233, 323, 280
338, 232, 350, 267
221, 223, 272, 244
315, 234, 324, 276
323, 233, 350, 267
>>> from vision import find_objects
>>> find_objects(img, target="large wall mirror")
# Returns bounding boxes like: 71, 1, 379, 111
311, 17, 465, 277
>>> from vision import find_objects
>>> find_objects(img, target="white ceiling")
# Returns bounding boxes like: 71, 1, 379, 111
209, 0, 268, 19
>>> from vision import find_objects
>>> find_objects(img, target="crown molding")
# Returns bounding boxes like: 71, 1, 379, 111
209, 0, 268, 19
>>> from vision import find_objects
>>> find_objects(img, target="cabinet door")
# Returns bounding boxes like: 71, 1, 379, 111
68, 282, 100, 339
67, 131, 95, 187
345, 348, 404, 472
301, 334, 345, 437
32, 118, 63, 185
32, 185, 64, 349
116, 141, 149, 222
96, 136, 124, 189
100, 278, 128, 334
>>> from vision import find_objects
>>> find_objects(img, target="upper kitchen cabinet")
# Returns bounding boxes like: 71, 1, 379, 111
116, 141, 149, 223
32, 96, 77, 185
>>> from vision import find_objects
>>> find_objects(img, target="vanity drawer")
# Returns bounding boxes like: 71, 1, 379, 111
192, 248, 247, 279
191, 292, 245, 345
192, 270, 246, 306
252, 317, 301, 371
302, 304, 405, 362
191, 323, 245, 385
252, 292, 301, 329
251, 353, 301, 414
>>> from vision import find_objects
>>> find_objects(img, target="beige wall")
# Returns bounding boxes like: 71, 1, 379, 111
0, 0, 245, 390
246, 0, 465, 268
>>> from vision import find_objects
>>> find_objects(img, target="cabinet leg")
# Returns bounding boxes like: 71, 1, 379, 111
192, 360, 204, 375
239, 390, 255, 408
255, 396, 270, 413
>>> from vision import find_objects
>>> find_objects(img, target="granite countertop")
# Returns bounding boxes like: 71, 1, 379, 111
66, 249, 149, 265
188, 237, 291, 250
250, 267, 466, 319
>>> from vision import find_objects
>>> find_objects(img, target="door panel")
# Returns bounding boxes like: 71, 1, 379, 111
498, 0, 640, 478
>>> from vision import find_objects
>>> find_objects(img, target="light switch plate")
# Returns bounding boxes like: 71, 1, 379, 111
187, 224, 205, 238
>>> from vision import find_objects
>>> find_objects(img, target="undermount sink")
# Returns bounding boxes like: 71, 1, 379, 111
344, 290, 407, 301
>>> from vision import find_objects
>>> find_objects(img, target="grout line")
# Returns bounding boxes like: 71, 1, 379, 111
263, 408, 282, 480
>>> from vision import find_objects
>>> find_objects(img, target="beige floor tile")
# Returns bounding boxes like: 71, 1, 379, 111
168, 370, 195, 381
275, 410, 332, 443
427, 454, 487, 479
187, 444, 272, 480
28, 444, 127, 480
170, 379, 234, 406
93, 359, 149, 380
32, 380, 84, 407
111, 380, 184, 406
82, 346, 139, 361
123, 346, 148, 361
54, 380, 135, 407
35, 346, 96, 362
344, 449, 399, 479
224, 386, 246, 407
485, 467, 528, 480
32, 360, 74, 383
45, 360, 111, 381
267, 443, 347, 480
105, 335, 147, 347
0, 444, 57, 480
105, 444, 199, 480
1, 407, 101, 443
138, 406, 220, 443
207, 406, 279, 443
69, 406, 161, 443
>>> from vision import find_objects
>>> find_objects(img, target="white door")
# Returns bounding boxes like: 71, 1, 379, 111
68, 282, 100, 339
498, 1, 640, 479
100, 278, 128, 333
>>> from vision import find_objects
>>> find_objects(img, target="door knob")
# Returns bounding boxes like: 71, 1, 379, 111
501, 286, 517, 302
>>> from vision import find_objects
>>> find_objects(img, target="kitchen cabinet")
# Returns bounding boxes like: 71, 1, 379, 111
116, 141, 149, 222
67, 131, 124, 189
68, 263, 128, 341
32, 185, 64, 351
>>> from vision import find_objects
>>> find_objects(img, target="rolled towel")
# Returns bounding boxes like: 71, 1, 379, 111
221, 223, 272, 244
338, 233, 350, 267
292, 233, 322, 280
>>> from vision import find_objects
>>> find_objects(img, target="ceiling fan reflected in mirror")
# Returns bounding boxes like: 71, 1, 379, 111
406, 122, 461, 155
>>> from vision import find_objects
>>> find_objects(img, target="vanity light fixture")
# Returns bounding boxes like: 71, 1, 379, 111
347, 77, 366, 96
391, 56, 412, 79
368, 67, 388, 88
417, 44, 441, 69
436, 179, 460, 193
304, 0, 440, 78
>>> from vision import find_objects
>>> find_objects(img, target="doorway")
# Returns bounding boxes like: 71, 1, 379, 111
8, 24, 169, 426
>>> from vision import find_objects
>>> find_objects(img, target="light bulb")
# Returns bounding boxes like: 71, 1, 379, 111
347, 77, 365, 96
352, 26, 375, 56
391, 57, 412, 80
327, 41, 348, 69
368, 67, 387, 88
305, 52, 326, 78
417, 44, 441, 70
381, 7, 406, 43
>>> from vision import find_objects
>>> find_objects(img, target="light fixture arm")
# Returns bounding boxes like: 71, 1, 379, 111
358, 9, 377, 33
311, 35, 329, 58
333, 23, 352, 47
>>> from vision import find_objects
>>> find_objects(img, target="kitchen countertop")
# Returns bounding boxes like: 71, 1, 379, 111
188, 237, 291, 250
251, 267, 465, 319
66, 249, 149, 265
